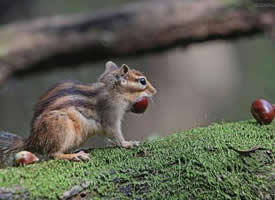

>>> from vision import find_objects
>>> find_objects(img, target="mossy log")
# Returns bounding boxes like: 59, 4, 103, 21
0, 0, 275, 85
0, 120, 274, 199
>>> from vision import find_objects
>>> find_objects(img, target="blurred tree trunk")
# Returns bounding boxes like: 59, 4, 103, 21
0, 0, 274, 86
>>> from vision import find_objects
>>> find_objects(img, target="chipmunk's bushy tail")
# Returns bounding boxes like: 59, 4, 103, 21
0, 131, 25, 167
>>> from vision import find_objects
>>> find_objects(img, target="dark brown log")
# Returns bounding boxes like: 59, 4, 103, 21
0, 0, 274, 85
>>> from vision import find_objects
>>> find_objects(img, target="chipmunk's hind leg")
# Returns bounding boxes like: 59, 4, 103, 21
51, 151, 90, 162
31, 110, 90, 161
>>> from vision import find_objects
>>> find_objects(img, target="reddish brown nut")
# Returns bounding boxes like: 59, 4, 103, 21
131, 97, 149, 114
15, 151, 39, 166
251, 99, 275, 125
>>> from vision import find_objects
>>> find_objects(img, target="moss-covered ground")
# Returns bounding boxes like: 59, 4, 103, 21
0, 120, 274, 199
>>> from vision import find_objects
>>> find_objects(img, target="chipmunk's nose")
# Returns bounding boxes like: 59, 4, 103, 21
147, 83, 157, 96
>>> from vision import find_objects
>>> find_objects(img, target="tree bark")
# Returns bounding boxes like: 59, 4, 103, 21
0, 0, 274, 85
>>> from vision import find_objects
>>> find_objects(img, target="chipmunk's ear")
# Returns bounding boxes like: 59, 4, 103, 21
119, 64, 129, 78
98, 61, 119, 82
105, 61, 118, 72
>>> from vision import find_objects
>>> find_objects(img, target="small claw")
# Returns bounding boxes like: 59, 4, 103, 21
133, 141, 140, 147
121, 141, 140, 148
72, 156, 81, 162
75, 151, 90, 161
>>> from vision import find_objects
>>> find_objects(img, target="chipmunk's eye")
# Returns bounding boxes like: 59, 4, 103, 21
139, 78, 146, 86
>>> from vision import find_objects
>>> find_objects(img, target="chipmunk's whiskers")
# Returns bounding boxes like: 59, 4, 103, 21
147, 96, 154, 105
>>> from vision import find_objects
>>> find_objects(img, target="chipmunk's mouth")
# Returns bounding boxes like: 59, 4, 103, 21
131, 96, 150, 114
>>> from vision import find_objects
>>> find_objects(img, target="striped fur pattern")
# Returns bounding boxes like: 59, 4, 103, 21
0, 61, 157, 162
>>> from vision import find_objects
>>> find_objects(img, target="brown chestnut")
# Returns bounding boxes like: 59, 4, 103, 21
131, 97, 149, 114
15, 151, 39, 166
251, 99, 275, 125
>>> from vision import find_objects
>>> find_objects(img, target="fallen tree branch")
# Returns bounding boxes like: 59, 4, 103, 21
0, 120, 274, 199
0, 0, 275, 85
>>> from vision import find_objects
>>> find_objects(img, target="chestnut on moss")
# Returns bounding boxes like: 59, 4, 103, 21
15, 151, 39, 166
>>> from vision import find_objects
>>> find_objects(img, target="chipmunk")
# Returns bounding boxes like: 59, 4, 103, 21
0, 61, 157, 163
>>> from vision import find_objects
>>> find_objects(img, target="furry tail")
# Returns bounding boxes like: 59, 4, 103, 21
0, 131, 25, 167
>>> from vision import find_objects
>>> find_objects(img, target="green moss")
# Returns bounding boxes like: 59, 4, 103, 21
0, 120, 274, 199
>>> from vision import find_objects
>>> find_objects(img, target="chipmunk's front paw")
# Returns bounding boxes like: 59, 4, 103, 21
121, 141, 140, 148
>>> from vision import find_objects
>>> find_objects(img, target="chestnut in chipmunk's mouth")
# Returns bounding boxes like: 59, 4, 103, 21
131, 96, 149, 114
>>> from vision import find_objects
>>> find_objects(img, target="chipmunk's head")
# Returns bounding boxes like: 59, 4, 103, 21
98, 61, 157, 112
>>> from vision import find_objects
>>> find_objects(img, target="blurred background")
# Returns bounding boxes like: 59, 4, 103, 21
0, 0, 274, 146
